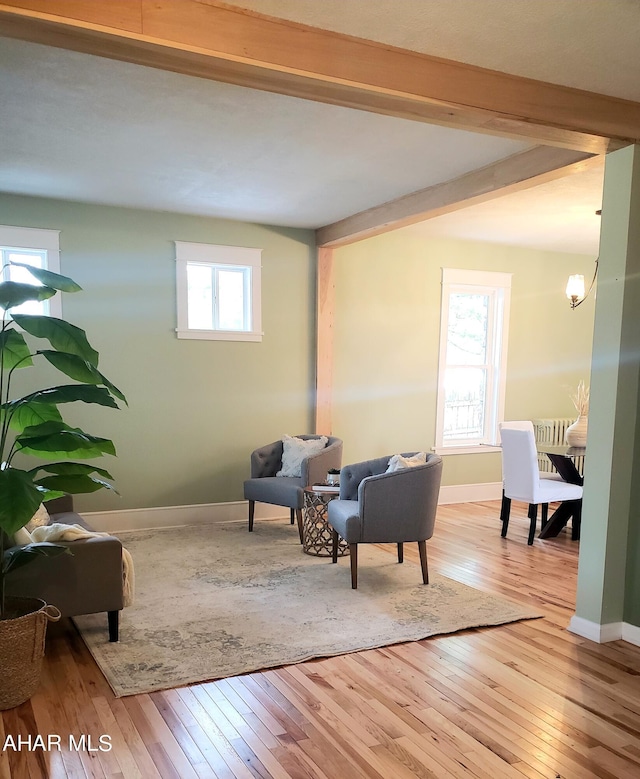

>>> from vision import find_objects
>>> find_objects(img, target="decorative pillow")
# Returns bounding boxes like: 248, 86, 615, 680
25, 503, 50, 533
13, 526, 33, 545
277, 435, 328, 478
386, 452, 427, 473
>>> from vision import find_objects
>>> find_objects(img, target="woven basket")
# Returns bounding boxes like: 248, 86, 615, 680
0, 596, 61, 710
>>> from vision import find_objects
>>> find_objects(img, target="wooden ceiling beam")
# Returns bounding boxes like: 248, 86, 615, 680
1, 1, 639, 153
316, 148, 600, 247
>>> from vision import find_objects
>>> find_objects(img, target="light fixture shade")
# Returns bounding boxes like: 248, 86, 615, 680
566, 274, 585, 302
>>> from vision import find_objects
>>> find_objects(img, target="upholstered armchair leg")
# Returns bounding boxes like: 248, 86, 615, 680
289, 508, 295, 525
500, 494, 511, 537
397, 543, 404, 563
350, 544, 358, 589
295, 509, 303, 544
418, 540, 429, 584
108, 610, 119, 642
527, 503, 538, 545
332, 530, 339, 563
248, 500, 255, 532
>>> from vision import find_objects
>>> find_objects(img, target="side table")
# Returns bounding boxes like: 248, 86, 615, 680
302, 487, 349, 557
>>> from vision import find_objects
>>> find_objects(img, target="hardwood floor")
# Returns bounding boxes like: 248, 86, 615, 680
3, 501, 640, 779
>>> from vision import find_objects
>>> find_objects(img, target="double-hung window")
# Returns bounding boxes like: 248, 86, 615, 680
435, 268, 511, 452
175, 242, 262, 341
0, 226, 62, 318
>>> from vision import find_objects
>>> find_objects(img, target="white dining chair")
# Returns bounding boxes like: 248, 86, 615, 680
500, 427, 583, 544
499, 420, 554, 529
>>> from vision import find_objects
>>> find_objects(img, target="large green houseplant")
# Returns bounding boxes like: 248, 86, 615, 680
0, 260, 125, 621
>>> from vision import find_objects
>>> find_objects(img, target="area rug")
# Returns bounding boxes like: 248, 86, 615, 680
73, 521, 542, 697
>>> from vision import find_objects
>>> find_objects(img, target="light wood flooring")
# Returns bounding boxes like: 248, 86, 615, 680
3, 501, 640, 779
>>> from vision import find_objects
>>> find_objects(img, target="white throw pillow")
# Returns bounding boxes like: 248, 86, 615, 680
386, 452, 427, 473
26, 503, 50, 533
13, 526, 33, 545
277, 435, 328, 478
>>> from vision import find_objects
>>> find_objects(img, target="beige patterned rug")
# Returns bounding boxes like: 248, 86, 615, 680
74, 521, 541, 697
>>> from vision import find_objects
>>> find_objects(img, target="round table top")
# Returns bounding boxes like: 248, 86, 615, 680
305, 484, 340, 495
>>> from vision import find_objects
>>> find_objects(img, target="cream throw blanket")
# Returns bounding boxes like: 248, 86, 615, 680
31, 523, 135, 607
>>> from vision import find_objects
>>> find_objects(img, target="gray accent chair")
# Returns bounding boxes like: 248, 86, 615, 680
327, 452, 443, 588
3, 495, 124, 641
244, 435, 343, 540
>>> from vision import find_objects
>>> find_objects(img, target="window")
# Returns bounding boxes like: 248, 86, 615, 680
0, 225, 62, 318
175, 242, 262, 341
435, 268, 511, 452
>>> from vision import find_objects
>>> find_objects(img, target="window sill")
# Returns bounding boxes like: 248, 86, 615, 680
176, 329, 263, 342
432, 444, 501, 456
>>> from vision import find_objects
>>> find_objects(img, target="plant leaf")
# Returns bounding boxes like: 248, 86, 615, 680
35, 474, 118, 495
16, 422, 116, 459
0, 468, 43, 536
1, 400, 62, 433
0, 281, 56, 311
38, 350, 126, 403
0, 328, 33, 370
17, 384, 119, 410
38, 488, 66, 503
13, 315, 99, 366
9, 262, 82, 293
3, 543, 70, 576
30, 461, 114, 480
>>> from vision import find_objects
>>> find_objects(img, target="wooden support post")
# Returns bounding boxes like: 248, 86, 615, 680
315, 247, 334, 435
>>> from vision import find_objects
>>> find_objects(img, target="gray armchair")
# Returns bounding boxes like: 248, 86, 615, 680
327, 452, 442, 588
244, 434, 343, 540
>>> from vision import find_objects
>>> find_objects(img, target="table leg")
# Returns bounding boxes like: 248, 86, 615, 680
539, 499, 582, 539
546, 453, 583, 485
303, 492, 349, 557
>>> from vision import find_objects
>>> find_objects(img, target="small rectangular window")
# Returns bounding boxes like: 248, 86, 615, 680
435, 268, 511, 452
0, 226, 62, 319
175, 242, 262, 342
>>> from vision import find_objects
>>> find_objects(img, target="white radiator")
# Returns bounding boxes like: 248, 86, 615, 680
532, 418, 584, 476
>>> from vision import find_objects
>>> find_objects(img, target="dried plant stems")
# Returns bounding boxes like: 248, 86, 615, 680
570, 380, 590, 416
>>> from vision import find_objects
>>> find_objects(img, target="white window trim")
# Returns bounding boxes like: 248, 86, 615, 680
434, 268, 511, 454
175, 241, 262, 342
0, 225, 62, 318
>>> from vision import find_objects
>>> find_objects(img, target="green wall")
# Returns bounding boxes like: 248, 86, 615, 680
1, 193, 316, 511
1, 191, 598, 510
332, 230, 595, 485
570, 145, 640, 629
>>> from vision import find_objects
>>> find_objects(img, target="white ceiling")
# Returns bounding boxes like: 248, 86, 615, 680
0, 37, 529, 228
2, 0, 637, 255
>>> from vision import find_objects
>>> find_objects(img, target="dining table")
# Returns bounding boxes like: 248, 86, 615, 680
536, 443, 585, 539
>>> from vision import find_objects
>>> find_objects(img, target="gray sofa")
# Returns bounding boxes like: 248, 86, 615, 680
4, 495, 124, 641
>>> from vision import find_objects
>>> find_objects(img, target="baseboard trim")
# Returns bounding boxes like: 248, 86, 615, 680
569, 618, 640, 647
622, 622, 640, 647
84, 501, 287, 533
438, 482, 503, 504
568, 616, 623, 643
85, 483, 503, 532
